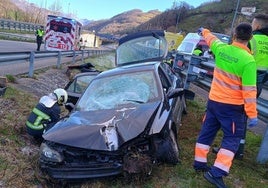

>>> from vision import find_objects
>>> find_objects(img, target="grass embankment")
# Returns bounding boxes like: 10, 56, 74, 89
0, 28, 36, 42
0, 54, 267, 187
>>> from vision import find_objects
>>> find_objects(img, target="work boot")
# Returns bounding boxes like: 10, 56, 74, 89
204, 171, 227, 188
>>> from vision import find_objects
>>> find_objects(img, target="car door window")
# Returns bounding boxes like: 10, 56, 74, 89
158, 66, 172, 92
66, 75, 95, 93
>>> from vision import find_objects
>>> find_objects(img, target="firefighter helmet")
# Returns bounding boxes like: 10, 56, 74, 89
53, 88, 68, 105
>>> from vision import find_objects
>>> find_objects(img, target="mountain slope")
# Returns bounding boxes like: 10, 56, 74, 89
83, 9, 161, 35
85, 0, 268, 36
136, 0, 268, 35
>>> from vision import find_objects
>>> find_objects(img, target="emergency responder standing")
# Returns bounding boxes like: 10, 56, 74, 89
193, 23, 258, 188
26, 88, 68, 142
36, 25, 44, 51
235, 13, 268, 159
250, 13, 268, 97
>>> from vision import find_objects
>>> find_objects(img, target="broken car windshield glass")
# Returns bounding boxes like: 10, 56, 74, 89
76, 71, 159, 111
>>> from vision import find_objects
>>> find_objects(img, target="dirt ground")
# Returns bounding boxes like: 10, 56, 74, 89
13, 67, 70, 98
0, 65, 79, 187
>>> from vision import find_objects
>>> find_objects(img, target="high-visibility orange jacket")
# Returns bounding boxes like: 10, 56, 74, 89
202, 29, 257, 118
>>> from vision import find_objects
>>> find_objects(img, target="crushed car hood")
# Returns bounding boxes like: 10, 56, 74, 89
43, 101, 160, 150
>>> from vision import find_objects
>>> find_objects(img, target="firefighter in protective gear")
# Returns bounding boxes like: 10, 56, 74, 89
26, 88, 68, 141
36, 25, 44, 51
193, 23, 257, 188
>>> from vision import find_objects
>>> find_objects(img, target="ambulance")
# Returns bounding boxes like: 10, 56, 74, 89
44, 15, 82, 51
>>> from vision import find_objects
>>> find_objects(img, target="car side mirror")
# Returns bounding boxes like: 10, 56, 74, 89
167, 88, 195, 100
65, 102, 75, 112
167, 88, 184, 99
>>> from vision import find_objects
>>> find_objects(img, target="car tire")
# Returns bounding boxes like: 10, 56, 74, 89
165, 129, 180, 165
173, 95, 185, 127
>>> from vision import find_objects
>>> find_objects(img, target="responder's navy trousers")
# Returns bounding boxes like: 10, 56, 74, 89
257, 70, 268, 98
194, 99, 247, 177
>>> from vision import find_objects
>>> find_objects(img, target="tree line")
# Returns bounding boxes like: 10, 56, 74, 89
0, 0, 76, 25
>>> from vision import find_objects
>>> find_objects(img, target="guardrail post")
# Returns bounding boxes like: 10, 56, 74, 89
57, 51, 62, 68
81, 50, 84, 63
0, 20, 3, 29
28, 51, 35, 77
72, 50, 76, 63
7, 21, 10, 30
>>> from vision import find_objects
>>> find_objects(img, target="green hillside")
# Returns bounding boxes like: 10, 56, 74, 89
135, 0, 268, 35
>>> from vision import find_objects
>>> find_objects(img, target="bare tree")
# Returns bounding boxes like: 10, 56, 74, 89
48, 0, 63, 15
0, 0, 13, 18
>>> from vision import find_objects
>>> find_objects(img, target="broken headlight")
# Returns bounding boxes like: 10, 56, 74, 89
40, 143, 64, 163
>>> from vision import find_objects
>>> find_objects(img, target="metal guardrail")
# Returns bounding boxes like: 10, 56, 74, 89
0, 19, 41, 32
0, 49, 111, 77
173, 53, 268, 122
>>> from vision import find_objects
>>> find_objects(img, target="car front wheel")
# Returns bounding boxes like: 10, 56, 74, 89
165, 129, 180, 165
156, 128, 180, 165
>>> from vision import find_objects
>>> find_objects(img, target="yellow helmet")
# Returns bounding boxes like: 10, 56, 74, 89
53, 88, 68, 105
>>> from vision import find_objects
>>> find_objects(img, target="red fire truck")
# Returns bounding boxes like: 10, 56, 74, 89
44, 15, 82, 51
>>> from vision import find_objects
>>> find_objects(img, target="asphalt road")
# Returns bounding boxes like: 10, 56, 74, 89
0, 39, 42, 52
0, 40, 84, 76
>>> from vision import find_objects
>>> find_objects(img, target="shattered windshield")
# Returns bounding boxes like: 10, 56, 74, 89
116, 35, 168, 66
76, 71, 159, 111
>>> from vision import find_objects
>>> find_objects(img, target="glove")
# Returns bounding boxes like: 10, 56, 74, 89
247, 118, 258, 128
197, 27, 204, 36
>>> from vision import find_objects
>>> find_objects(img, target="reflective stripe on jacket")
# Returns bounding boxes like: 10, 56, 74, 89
202, 29, 257, 118
26, 105, 51, 130
249, 34, 268, 70
36, 29, 44, 37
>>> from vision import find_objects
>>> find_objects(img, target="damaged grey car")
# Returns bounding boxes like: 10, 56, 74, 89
39, 30, 195, 181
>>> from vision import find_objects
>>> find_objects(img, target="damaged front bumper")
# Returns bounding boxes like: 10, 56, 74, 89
39, 142, 123, 180
39, 158, 123, 180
